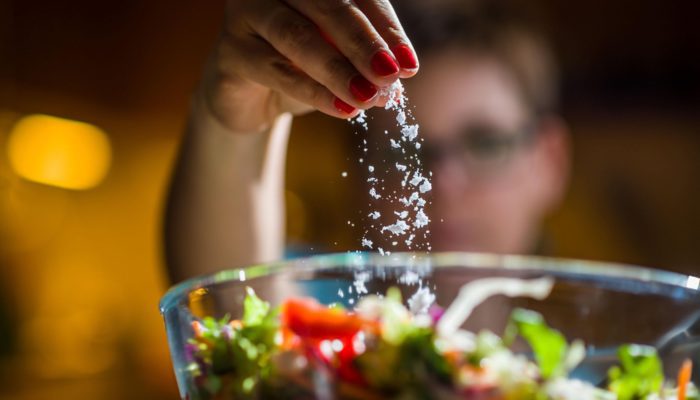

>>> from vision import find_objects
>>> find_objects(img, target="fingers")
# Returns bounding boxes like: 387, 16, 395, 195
283, 0, 403, 86
353, 0, 419, 78
220, 0, 418, 120
221, 33, 360, 119
247, 1, 386, 110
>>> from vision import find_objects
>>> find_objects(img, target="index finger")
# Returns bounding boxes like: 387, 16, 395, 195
355, 0, 419, 78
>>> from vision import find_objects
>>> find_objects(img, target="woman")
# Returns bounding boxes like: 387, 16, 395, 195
165, 0, 569, 283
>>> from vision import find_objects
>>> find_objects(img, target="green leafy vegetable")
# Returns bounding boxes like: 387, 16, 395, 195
507, 308, 568, 379
188, 288, 280, 399
607, 344, 663, 400
242, 286, 270, 326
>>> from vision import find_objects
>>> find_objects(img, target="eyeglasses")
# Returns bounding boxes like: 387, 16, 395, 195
418, 122, 537, 176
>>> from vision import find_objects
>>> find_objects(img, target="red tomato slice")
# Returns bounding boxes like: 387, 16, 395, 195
281, 298, 367, 340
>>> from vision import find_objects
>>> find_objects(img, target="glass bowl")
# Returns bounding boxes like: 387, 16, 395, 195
160, 252, 700, 399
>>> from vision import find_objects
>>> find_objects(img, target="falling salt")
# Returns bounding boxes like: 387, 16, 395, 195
408, 287, 436, 315
401, 124, 419, 142
353, 272, 370, 295
394, 210, 408, 219
409, 172, 424, 187
341, 171, 348, 177
399, 270, 420, 285
405, 234, 415, 247
396, 110, 406, 125
414, 209, 429, 228
419, 180, 432, 193
349, 78, 432, 260
381, 219, 410, 236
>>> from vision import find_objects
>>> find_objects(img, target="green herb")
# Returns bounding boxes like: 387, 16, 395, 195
507, 308, 568, 379
607, 344, 663, 400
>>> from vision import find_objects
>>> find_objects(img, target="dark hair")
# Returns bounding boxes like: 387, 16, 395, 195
393, 0, 560, 115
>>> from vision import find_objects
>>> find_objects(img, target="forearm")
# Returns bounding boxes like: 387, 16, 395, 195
165, 97, 292, 283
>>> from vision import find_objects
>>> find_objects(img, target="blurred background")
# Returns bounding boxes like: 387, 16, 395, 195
0, 0, 699, 398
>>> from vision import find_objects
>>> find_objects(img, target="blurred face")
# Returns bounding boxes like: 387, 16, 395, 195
396, 50, 568, 254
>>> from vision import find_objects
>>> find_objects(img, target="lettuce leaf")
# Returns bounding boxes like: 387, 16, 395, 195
507, 308, 568, 379
607, 344, 663, 400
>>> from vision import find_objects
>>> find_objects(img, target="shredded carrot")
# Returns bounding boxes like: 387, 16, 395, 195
677, 358, 693, 400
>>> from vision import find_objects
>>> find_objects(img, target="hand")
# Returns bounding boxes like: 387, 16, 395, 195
197, 0, 419, 133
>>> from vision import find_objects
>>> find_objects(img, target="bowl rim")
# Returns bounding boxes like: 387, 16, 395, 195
159, 251, 700, 314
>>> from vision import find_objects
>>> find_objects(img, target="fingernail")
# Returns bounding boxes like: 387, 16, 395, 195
334, 97, 356, 114
392, 44, 418, 70
349, 75, 377, 102
371, 50, 400, 76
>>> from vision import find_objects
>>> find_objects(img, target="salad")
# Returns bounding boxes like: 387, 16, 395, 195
183, 277, 696, 399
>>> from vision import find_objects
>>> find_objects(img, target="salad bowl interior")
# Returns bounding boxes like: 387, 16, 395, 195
160, 252, 700, 399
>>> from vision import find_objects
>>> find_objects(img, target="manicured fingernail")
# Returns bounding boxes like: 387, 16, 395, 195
371, 50, 400, 76
392, 44, 418, 70
349, 75, 377, 102
334, 97, 356, 114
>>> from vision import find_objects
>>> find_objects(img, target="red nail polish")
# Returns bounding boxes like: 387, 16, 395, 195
392, 44, 418, 70
371, 50, 399, 76
349, 75, 377, 102
334, 97, 356, 114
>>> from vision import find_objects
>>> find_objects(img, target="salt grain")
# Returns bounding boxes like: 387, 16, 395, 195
414, 209, 429, 228
381, 219, 410, 236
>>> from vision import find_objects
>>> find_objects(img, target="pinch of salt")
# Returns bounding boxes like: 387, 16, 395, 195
378, 247, 385, 255
419, 180, 432, 193
416, 198, 426, 207
414, 209, 429, 228
361, 237, 373, 248
405, 234, 415, 246
381, 219, 410, 236
390, 139, 401, 149
369, 188, 381, 199
368, 211, 381, 220
401, 124, 419, 142
409, 172, 423, 187
396, 163, 407, 171
394, 210, 408, 219
368, 165, 375, 173
408, 287, 436, 315
396, 110, 406, 125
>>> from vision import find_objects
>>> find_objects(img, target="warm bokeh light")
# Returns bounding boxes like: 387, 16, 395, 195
7, 114, 111, 190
